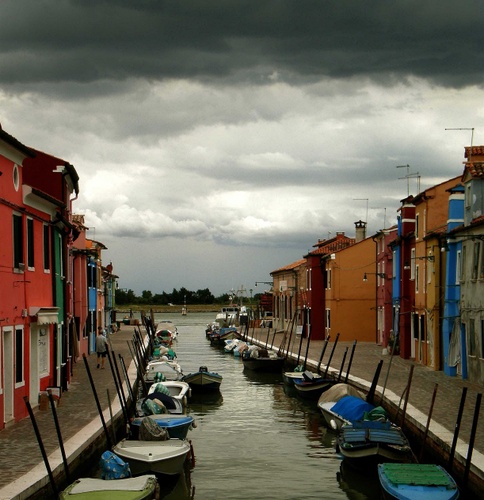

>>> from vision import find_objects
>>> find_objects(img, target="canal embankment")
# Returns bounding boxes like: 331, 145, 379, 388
0, 319, 482, 498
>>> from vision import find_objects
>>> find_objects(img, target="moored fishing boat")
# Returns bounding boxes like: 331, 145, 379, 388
59, 475, 158, 499
145, 360, 183, 383
292, 370, 335, 399
182, 366, 223, 391
319, 393, 376, 431
282, 364, 307, 386
112, 438, 192, 476
377, 463, 460, 499
241, 347, 285, 372
215, 305, 240, 327
337, 421, 414, 469
208, 326, 239, 346
130, 414, 195, 440
148, 381, 191, 405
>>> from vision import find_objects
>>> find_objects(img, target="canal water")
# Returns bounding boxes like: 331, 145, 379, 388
154, 312, 382, 499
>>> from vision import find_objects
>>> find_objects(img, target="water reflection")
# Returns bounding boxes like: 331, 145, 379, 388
159, 461, 194, 499
188, 391, 224, 413
336, 459, 381, 500
242, 367, 284, 385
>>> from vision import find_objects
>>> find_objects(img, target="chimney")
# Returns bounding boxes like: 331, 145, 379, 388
355, 220, 366, 242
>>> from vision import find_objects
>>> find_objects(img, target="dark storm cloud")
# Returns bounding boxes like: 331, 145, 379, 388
1, 0, 483, 88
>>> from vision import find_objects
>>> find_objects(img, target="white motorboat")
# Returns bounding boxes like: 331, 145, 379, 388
148, 381, 191, 405
112, 438, 191, 476
145, 360, 183, 382
215, 305, 240, 327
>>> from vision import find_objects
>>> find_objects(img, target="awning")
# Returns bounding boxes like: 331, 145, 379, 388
29, 307, 59, 325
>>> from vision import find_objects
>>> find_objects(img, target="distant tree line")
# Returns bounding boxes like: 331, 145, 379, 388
115, 287, 261, 306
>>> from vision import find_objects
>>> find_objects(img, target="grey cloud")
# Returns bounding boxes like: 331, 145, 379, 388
1, 1, 483, 88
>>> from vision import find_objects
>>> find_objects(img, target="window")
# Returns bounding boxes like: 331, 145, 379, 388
472, 241, 480, 280
325, 268, 332, 290
15, 327, 24, 385
410, 248, 416, 280
38, 327, 49, 375
468, 319, 476, 356
465, 184, 472, 212
461, 246, 467, 282
415, 214, 419, 240
415, 265, 419, 293
88, 258, 97, 288
480, 320, 484, 359
13, 214, 24, 270
325, 308, 331, 331
13, 164, 19, 191
27, 218, 34, 269
43, 224, 50, 271
456, 250, 462, 283
427, 256, 432, 285
480, 242, 484, 279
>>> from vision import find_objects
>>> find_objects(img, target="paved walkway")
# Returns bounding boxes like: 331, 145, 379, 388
0, 323, 483, 498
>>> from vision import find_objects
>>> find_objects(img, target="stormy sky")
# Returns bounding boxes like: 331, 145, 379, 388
1, 1, 483, 297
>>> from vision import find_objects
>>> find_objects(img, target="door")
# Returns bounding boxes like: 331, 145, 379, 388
3, 328, 14, 424
29, 326, 39, 406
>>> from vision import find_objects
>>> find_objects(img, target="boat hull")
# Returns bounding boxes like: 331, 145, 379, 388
147, 381, 190, 405
60, 475, 158, 499
377, 463, 460, 500
337, 423, 413, 470
292, 378, 334, 399
242, 356, 285, 373
182, 371, 222, 391
113, 439, 191, 476
282, 371, 305, 385
130, 414, 194, 440
319, 401, 351, 431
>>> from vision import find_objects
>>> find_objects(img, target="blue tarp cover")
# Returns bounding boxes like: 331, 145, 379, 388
331, 396, 375, 422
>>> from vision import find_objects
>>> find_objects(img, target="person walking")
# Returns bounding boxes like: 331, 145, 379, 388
96, 326, 107, 369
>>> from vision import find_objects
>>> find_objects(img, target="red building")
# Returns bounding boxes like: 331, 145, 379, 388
0, 126, 79, 427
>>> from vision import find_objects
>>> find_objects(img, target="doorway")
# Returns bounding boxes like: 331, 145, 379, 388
3, 328, 14, 424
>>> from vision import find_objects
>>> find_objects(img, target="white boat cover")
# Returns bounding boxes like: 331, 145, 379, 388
317, 383, 364, 405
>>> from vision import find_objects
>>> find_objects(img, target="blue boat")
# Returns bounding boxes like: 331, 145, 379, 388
130, 414, 195, 440
378, 463, 459, 499
292, 370, 335, 399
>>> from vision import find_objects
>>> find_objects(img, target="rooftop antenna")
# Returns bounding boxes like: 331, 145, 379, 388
445, 127, 475, 162
396, 164, 420, 196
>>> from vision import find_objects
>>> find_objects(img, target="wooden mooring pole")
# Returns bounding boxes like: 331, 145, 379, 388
23, 397, 58, 497
449, 387, 467, 471
419, 383, 438, 462
463, 393, 482, 490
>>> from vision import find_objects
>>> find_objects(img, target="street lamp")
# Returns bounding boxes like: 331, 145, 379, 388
255, 281, 272, 287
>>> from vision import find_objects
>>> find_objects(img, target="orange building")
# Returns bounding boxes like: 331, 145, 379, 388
321, 226, 377, 343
